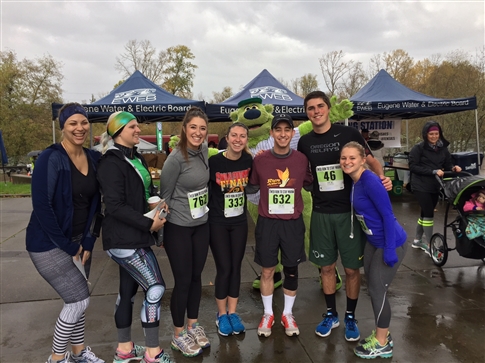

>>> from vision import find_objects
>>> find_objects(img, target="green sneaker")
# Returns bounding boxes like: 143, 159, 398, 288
358, 330, 393, 347
354, 336, 393, 359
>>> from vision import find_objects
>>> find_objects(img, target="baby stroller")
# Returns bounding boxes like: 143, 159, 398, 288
430, 173, 485, 267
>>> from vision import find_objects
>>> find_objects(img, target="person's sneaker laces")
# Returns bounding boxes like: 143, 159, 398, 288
141, 350, 174, 363
187, 323, 210, 348
170, 330, 202, 358
358, 330, 393, 347
46, 352, 71, 363
344, 314, 360, 341
228, 313, 246, 334
71, 347, 105, 363
113, 342, 145, 363
315, 312, 339, 338
257, 314, 274, 337
281, 313, 300, 336
354, 336, 393, 359
215, 313, 233, 336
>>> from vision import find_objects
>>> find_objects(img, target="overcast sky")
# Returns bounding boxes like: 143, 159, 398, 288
1, 0, 484, 103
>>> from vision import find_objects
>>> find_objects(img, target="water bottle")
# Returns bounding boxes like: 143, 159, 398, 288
455, 228, 462, 238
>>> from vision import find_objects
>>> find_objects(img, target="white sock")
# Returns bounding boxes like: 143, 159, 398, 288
283, 294, 296, 315
261, 294, 273, 315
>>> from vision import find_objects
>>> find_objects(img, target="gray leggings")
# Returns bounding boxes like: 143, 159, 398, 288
363, 242, 407, 329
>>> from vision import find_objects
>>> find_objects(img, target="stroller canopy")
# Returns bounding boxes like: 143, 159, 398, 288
443, 175, 485, 205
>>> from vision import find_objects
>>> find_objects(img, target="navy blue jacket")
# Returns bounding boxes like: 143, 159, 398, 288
26, 144, 101, 256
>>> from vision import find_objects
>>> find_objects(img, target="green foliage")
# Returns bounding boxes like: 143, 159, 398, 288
162, 45, 197, 98
0, 50, 63, 163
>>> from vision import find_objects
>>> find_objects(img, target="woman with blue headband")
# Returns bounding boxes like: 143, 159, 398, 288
97, 111, 173, 363
26, 102, 104, 363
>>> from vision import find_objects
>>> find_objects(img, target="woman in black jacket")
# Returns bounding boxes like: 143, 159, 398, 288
408, 121, 461, 255
97, 111, 173, 363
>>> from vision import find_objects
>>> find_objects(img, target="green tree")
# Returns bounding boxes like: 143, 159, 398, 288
162, 45, 197, 98
0, 51, 63, 162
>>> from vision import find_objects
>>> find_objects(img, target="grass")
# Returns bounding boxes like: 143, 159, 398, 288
0, 181, 32, 196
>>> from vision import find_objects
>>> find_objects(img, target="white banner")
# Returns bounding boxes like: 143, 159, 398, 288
336, 119, 402, 148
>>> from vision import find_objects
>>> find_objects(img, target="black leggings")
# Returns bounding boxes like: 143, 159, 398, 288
414, 190, 440, 219
164, 221, 210, 328
210, 223, 248, 300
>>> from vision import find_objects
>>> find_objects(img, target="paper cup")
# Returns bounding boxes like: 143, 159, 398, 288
147, 196, 161, 210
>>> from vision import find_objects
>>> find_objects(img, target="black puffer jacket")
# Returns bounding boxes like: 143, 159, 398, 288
409, 121, 454, 193
97, 144, 157, 250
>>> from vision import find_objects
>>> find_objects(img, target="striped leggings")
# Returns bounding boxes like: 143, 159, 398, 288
29, 240, 90, 355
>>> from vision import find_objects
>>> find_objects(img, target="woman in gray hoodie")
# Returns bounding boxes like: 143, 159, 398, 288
160, 107, 210, 358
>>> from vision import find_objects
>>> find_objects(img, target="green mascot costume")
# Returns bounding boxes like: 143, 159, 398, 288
229, 96, 354, 289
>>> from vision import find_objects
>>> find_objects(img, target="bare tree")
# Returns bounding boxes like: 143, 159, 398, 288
319, 50, 349, 95
211, 86, 233, 103
115, 40, 167, 84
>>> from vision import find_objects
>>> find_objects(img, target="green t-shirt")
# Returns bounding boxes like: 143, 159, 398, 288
128, 157, 151, 201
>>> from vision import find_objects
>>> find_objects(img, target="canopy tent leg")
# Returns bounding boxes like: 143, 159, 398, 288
52, 120, 56, 144
476, 109, 481, 168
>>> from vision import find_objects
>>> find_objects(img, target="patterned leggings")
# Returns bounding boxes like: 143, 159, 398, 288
108, 247, 165, 348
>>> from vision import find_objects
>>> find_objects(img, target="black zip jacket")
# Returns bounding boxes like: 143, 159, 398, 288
409, 121, 453, 193
97, 145, 157, 250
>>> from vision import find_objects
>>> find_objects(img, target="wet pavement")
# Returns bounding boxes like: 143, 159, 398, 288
1, 190, 485, 363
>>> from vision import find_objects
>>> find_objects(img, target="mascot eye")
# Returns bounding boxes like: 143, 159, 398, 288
251, 106, 257, 109
245, 107, 251, 111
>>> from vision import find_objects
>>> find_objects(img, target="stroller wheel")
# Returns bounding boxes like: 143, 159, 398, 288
430, 233, 448, 267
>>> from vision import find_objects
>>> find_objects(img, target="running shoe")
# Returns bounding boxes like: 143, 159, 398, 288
281, 313, 300, 336
140, 350, 174, 363
46, 352, 71, 363
315, 312, 339, 338
344, 314, 360, 341
257, 314, 274, 337
252, 271, 282, 289
187, 323, 210, 348
412, 239, 426, 250
412, 240, 431, 256
215, 313, 233, 336
171, 330, 202, 358
359, 330, 393, 347
354, 336, 393, 359
228, 313, 246, 334
113, 343, 145, 363
71, 347, 105, 363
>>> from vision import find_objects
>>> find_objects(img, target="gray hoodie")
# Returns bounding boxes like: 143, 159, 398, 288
160, 143, 209, 227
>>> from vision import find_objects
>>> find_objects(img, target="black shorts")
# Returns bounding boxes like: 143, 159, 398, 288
254, 215, 306, 268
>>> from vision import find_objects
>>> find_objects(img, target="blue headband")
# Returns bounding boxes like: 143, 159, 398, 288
59, 105, 88, 129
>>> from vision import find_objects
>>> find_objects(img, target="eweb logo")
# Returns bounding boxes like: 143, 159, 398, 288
112, 88, 156, 104
249, 86, 292, 101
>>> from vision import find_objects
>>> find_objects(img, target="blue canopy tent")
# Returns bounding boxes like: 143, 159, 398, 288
51, 70, 205, 145
206, 69, 307, 121
52, 70, 204, 124
350, 69, 479, 165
